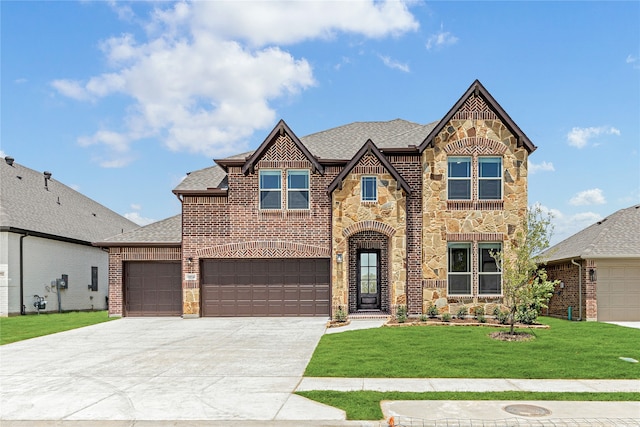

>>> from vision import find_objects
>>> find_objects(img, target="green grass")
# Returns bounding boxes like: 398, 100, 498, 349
297, 391, 640, 420
305, 317, 640, 379
0, 311, 116, 345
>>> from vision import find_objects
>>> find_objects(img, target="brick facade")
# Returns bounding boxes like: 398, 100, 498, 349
545, 259, 596, 321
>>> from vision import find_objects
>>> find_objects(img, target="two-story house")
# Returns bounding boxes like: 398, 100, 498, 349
98, 80, 536, 318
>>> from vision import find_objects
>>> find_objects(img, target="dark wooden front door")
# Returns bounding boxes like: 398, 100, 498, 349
357, 250, 381, 310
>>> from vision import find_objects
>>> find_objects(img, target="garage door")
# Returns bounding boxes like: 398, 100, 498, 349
596, 259, 640, 321
125, 262, 182, 316
201, 258, 330, 317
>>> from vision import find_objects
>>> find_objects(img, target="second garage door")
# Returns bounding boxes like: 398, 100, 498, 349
201, 258, 330, 317
125, 262, 182, 316
596, 259, 640, 321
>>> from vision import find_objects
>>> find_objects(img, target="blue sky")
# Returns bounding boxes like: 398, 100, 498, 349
2, 1, 639, 245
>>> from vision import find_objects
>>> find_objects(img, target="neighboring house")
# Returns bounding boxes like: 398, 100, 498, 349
98, 80, 537, 318
542, 205, 640, 322
0, 157, 138, 316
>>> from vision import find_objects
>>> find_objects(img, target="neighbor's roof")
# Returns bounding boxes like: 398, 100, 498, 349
98, 214, 182, 246
543, 205, 640, 261
0, 157, 138, 244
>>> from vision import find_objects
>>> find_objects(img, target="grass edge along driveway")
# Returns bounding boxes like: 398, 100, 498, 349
296, 391, 640, 420
304, 317, 640, 379
0, 311, 116, 345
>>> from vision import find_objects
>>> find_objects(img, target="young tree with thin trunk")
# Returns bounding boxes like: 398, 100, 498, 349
492, 205, 558, 335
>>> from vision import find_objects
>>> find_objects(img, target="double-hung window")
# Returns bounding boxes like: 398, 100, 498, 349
448, 243, 471, 295
259, 170, 282, 209
478, 157, 502, 200
287, 170, 309, 209
478, 243, 502, 295
447, 157, 471, 200
361, 176, 377, 202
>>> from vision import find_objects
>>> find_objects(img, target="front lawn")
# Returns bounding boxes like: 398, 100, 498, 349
0, 311, 116, 345
297, 391, 640, 420
305, 317, 640, 379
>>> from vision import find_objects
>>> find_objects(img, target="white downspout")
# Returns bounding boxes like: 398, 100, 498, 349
570, 259, 583, 321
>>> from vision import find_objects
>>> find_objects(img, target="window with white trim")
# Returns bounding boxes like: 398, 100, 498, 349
361, 176, 377, 202
478, 243, 502, 295
448, 243, 471, 295
478, 157, 502, 200
259, 170, 281, 209
447, 157, 471, 200
287, 170, 309, 209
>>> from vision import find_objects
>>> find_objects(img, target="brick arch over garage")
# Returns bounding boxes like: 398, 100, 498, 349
342, 220, 397, 238
196, 240, 330, 258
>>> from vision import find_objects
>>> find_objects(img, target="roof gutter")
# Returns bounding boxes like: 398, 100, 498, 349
570, 259, 583, 321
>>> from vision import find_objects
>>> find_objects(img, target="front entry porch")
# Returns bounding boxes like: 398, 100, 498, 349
348, 230, 390, 314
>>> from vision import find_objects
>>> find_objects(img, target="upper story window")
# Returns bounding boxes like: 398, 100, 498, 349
287, 170, 309, 209
478, 157, 502, 200
447, 156, 503, 201
361, 176, 377, 202
259, 170, 282, 209
447, 157, 471, 200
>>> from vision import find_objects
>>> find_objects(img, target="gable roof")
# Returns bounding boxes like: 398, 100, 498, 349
242, 119, 324, 175
97, 214, 182, 247
418, 79, 536, 153
327, 139, 412, 195
543, 205, 640, 262
0, 157, 138, 244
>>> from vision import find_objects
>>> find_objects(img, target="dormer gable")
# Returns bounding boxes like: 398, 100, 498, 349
418, 79, 536, 153
242, 119, 324, 175
327, 139, 412, 195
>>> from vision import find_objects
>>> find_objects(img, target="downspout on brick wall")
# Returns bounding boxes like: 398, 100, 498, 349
570, 259, 583, 321
19, 233, 28, 315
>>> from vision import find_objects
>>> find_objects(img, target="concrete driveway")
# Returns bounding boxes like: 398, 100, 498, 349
0, 317, 344, 422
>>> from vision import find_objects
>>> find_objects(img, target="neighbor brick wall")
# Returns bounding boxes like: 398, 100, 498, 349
545, 260, 588, 320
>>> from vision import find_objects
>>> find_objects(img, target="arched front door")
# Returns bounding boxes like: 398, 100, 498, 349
348, 231, 389, 313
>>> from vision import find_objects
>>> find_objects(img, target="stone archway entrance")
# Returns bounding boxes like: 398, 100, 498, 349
348, 231, 389, 314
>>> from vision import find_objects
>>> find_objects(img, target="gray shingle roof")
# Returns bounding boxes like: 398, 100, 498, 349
100, 214, 182, 245
543, 205, 640, 261
175, 119, 437, 192
0, 158, 138, 243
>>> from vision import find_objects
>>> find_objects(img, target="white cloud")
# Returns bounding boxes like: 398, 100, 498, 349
569, 188, 606, 206
537, 204, 602, 245
14, 78, 27, 84
0, 150, 6, 158
627, 54, 640, 69
130, 203, 142, 211
378, 55, 410, 72
426, 24, 458, 50
528, 160, 555, 174
52, 1, 419, 166
567, 126, 621, 148
124, 211, 156, 226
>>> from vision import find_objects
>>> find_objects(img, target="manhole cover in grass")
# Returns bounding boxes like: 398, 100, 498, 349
503, 404, 551, 417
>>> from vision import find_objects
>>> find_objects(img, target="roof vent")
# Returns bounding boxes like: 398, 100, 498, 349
44, 171, 52, 190
5, 156, 14, 166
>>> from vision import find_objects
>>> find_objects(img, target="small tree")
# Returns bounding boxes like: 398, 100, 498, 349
492, 205, 558, 335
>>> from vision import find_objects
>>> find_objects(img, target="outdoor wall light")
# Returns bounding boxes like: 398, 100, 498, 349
589, 268, 596, 282
336, 253, 343, 263
187, 257, 193, 264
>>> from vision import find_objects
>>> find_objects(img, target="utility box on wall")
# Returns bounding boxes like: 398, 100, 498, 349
57, 274, 68, 289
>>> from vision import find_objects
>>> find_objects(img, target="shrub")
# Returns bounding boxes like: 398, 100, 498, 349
396, 305, 407, 323
474, 306, 485, 320
427, 304, 439, 318
515, 304, 538, 325
441, 312, 452, 322
334, 306, 348, 323
477, 314, 487, 323
456, 305, 468, 319
496, 310, 509, 325
419, 314, 428, 322
492, 306, 502, 317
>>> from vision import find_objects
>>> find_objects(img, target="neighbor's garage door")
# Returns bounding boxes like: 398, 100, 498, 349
125, 262, 182, 316
201, 258, 329, 317
596, 259, 640, 321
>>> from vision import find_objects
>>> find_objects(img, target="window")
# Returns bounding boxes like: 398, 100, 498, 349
361, 176, 377, 202
448, 243, 471, 295
259, 170, 282, 209
287, 170, 309, 209
478, 157, 502, 200
479, 243, 502, 295
90, 266, 98, 292
448, 157, 471, 200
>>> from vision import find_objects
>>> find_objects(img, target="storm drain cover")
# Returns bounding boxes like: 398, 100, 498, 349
503, 404, 551, 417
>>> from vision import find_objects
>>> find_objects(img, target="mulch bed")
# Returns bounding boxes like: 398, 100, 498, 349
384, 317, 549, 330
